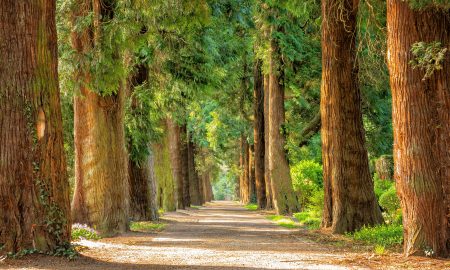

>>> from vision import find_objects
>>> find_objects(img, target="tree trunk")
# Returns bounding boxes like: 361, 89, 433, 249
263, 75, 273, 209
248, 144, 256, 203
188, 138, 202, 205
254, 59, 267, 209
71, 0, 129, 235
386, 0, 450, 257
240, 137, 250, 204
180, 124, 191, 207
128, 154, 158, 221
268, 29, 299, 215
167, 118, 185, 209
320, 0, 383, 233
153, 123, 176, 212
0, 0, 71, 253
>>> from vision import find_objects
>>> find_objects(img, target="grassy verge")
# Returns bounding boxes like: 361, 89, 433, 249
244, 203, 258, 211
346, 224, 403, 254
130, 221, 166, 233
266, 215, 299, 229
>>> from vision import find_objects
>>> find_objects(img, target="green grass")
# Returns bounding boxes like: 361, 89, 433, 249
293, 212, 321, 229
266, 215, 299, 229
130, 221, 166, 233
244, 203, 258, 211
348, 224, 403, 248
71, 224, 101, 240
190, 205, 202, 209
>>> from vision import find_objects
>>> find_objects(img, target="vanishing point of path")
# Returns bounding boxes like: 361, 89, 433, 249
3, 201, 449, 270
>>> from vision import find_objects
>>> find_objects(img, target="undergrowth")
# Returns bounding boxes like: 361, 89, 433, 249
130, 221, 166, 232
244, 203, 258, 211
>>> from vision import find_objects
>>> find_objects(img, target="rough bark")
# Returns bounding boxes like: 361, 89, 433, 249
268, 29, 299, 215
0, 0, 71, 252
71, 0, 129, 235
263, 75, 273, 209
153, 123, 176, 212
374, 155, 393, 181
253, 59, 267, 209
240, 137, 250, 204
248, 144, 256, 203
180, 124, 191, 207
128, 155, 158, 221
320, 0, 383, 233
188, 138, 202, 205
167, 118, 185, 209
386, 0, 450, 257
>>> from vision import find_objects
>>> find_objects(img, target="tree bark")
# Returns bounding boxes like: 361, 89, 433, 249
0, 0, 71, 253
180, 124, 191, 207
268, 28, 299, 215
240, 137, 250, 204
320, 0, 383, 233
386, 0, 450, 257
248, 144, 256, 203
153, 123, 176, 212
254, 59, 267, 209
263, 75, 273, 209
128, 154, 158, 221
188, 138, 202, 205
167, 118, 185, 209
71, 0, 129, 235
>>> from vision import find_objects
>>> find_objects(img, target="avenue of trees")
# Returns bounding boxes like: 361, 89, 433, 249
0, 0, 449, 259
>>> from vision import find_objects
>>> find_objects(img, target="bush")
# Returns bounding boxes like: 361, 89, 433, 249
71, 224, 100, 241
291, 160, 323, 210
374, 176, 394, 199
294, 212, 321, 229
350, 224, 403, 248
379, 186, 401, 224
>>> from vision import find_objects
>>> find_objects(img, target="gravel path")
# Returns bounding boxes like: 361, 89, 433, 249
3, 201, 449, 269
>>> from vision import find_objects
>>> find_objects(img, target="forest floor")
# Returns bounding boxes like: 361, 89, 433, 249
2, 201, 449, 270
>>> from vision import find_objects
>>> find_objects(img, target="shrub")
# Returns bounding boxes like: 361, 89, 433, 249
294, 212, 321, 229
379, 186, 401, 224
350, 224, 403, 248
245, 203, 258, 211
291, 160, 323, 210
71, 223, 100, 241
373, 176, 394, 199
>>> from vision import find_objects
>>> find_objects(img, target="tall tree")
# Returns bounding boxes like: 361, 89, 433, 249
263, 75, 273, 209
254, 59, 267, 208
320, 0, 383, 233
188, 138, 203, 205
0, 0, 71, 252
167, 118, 185, 209
268, 24, 299, 215
386, 0, 450, 256
71, 0, 129, 235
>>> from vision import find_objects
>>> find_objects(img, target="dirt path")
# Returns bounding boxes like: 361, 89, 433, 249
2, 201, 449, 269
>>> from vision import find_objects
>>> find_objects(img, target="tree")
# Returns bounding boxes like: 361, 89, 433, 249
0, 0, 71, 252
386, 0, 450, 257
320, 0, 383, 233
188, 138, 203, 205
70, 0, 129, 235
268, 24, 300, 215
167, 118, 186, 209
263, 75, 273, 209
253, 58, 267, 209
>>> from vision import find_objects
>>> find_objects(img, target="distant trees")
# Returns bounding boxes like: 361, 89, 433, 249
386, 0, 450, 257
0, 0, 71, 252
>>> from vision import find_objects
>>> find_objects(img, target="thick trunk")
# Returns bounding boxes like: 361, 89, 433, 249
320, 0, 383, 233
386, 0, 450, 257
254, 59, 266, 209
188, 138, 202, 205
263, 75, 273, 209
153, 123, 176, 212
0, 0, 71, 253
268, 31, 299, 215
128, 155, 158, 221
71, 0, 129, 235
248, 144, 256, 203
167, 118, 185, 209
180, 124, 191, 207
240, 138, 250, 204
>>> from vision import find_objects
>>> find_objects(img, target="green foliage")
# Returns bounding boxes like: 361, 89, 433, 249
291, 160, 323, 210
379, 186, 401, 224
266, 215, 299, 229
410, 41, 448, 80
349, 224, 403, 248
130, 221, 166, 232
294, 212, 321, 229
71, 224, 101, 241
245, 203, 258, 211
406, 0, 450, 9
373, 176, 394, 199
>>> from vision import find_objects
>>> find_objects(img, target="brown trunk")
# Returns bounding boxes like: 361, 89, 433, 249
320, 0, 383, 233
253, 59, 267, 209
0, 0, 71, 253
167, 118, 185, 209
71, 0, 129, 235
153, 123, 176, 212
188, 138, 202, 205
240, 137, 250, 204
268, 28, 299, 215
248, 144, 256, 203
263, 75, 273, 209
128, 155, 158, 221
386, 0, 450, 257
180, 124, 191, 207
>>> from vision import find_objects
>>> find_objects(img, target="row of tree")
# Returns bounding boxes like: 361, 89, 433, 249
236, 0, 449, 257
